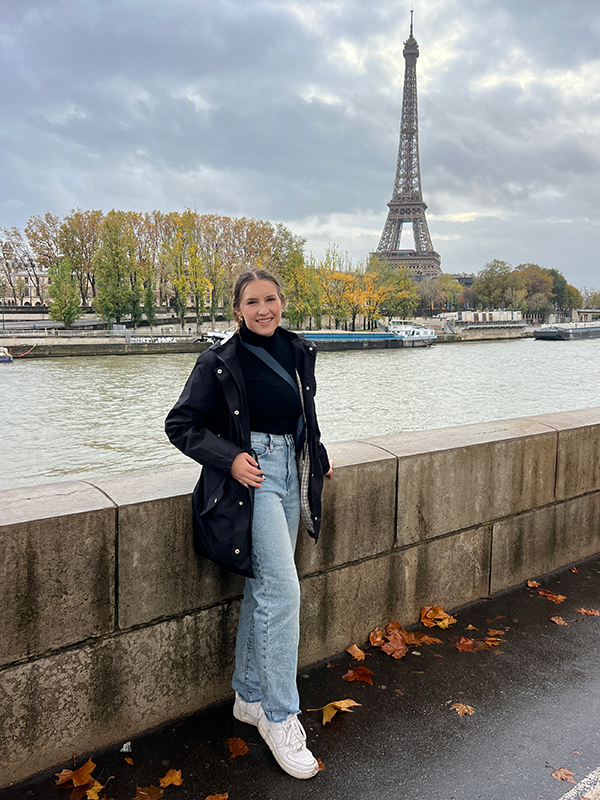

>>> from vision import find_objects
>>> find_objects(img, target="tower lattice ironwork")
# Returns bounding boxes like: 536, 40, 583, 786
374, 14, 441, 278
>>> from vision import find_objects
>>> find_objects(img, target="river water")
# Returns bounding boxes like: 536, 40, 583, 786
2, 337, 600, 492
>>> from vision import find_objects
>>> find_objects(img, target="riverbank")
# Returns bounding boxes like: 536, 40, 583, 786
0, 325, 533, 358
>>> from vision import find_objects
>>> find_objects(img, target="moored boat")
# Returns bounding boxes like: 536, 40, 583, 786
0, 346, 13, 363
300, 321, 436, 350
534, 324, 600, 341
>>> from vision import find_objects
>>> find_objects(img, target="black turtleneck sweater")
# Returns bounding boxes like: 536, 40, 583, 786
238, 324, 301, 435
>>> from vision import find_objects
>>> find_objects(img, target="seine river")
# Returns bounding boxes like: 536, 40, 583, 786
2, 337, 600, 492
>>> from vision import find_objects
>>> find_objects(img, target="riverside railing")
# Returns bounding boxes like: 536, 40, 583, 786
2, 407, 600, 787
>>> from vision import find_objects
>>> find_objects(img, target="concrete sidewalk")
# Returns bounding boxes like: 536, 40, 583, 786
3, 554, 600, 800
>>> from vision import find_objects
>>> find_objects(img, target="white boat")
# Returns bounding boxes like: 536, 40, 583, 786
0, 346, 13, 363
386, 319, 437, 345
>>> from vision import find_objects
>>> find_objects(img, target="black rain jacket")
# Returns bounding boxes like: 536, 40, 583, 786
165, 328, 330, 577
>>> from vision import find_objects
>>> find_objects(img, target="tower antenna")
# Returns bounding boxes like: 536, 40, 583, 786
410, 7, 414, 36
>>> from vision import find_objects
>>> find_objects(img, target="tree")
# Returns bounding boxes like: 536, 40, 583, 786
565, 284, 583, 309
437, 274, 464, 311
93, 210, 138, 324
48, 260, 83, 328
545, 268, 569, 308
472, 260, 512, 308
280, 248, 311, 329
59, 209, 104, 305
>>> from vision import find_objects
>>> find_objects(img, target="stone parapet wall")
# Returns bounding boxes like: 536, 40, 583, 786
2, 408, 600, 787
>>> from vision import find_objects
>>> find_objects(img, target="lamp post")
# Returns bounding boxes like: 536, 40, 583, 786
0, 282, 5, 333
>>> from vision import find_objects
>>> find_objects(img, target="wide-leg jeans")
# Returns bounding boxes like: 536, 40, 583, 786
232, 432, 301, 722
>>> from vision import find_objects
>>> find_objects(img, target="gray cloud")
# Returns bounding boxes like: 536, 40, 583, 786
1, 0, 599, 286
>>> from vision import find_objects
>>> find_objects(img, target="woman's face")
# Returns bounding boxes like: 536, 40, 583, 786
236, 279, 285, 337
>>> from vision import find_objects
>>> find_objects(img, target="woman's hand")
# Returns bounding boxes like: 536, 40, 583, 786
325, 459, 334, 479
231, 452, 265, 488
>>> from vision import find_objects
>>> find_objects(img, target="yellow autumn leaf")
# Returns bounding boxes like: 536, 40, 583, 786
307, 699, 362, 725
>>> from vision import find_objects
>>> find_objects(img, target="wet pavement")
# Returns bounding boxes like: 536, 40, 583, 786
3, 553, 600, 800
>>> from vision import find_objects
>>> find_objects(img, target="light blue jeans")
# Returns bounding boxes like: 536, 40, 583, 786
232, 432, 301, 722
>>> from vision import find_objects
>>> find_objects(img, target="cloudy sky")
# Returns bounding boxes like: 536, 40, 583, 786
2, 0, 600, 288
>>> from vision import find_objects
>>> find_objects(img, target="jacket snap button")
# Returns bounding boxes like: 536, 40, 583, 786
213, 497, 218, 503
234, 548, 240, 555
305, 386, 310, 391
217, 368, 223, 374
234, 409, 240, 415
239, 500, 243, 506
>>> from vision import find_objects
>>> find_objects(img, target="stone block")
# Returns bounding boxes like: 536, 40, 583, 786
535, 408, 600, 500
490, 492, 600, 592
0, 481, 115, 665
295, 440, 397, 577
89, 466, 244, 629
0, 602, 240, 788
298, 526, 491, 665
367, 417, 556, 545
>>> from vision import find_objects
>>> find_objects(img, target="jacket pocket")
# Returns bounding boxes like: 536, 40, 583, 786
200, 468, 227, 516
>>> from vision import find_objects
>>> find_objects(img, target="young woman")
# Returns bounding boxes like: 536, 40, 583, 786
165, 268, 332, 780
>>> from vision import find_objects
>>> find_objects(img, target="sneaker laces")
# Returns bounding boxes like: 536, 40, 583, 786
281, 716, 307, 753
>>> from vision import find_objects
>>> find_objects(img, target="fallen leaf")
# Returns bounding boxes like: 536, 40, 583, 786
307, 699, 361, 725
527, 580, 541, 588
384, 620, 401, 635
326, 662, 337, 668
400, 628, 442, 646
70, 787, 92, 800
317, 758, 326, 771
381, 632, 408, 659
420, 606, 457, 629
205, 795, 229, 800
342, 666, 374, 685
433, 653, 444, 658
159, 769, 183, 787
86, 779, 113, 800
55, 759, 96, 788
369, 627, 385, 647
538, 589, 566, 604
394, 689, 404, 695
227, 737, 249, 759
456, 637, 475, 652
570, 567, 580, 573
125, 758, 134, 765
551, 768, 576, 783
484, 637, 503, 647
487, 629, 504, 637
346, 643, 366, 661
133, 787, 164, 800
551, 616, 568, 626
576, 608, 600, 616
465, 624, 478, 631
486, 615, 505, 622
450, 702, 474, 717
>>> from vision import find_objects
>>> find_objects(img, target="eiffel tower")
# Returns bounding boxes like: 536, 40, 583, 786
374, 13, 441, 278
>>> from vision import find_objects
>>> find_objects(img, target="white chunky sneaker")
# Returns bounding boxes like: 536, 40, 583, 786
258, 713, 319, 779
233, 692, 262, 727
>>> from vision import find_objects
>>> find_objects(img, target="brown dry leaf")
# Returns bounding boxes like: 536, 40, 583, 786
307, 699, 361, 725
159, 769, 183, 788
487, 629, 504, 637
450, 702, 475, 717
133, 787, 164, 800
400, 627, 443, 646
381, 632, 408, 659
456, 637, 475, 652
433, 653, 444, 658
326, 662, 337, 668
124, 758, 134, 765
227, 737, 249, 759
484, 637, 503, 647
317, 758, 326, 771
576, 608, 600, 616
420, 606, 457, 629
394, 689, 404, 695
384, 620, 401, 635
486, 615, 505, 622
55, 759, 97, 788
86, 779, 113, 800
346, 643, 366, 661
570, 567, 580, 573
538, 589, 567, 604
465, 624, 478, 631
342, 666, 374, 685
369, 627, 385, 647
551, 616, 568, 626
205, 795, 229, 800
70, 786, 92, 800
527, 580, 541, 588
551, 768, 576, 783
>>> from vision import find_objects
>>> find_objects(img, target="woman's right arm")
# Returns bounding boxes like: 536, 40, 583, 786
165, 357, 242, 476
